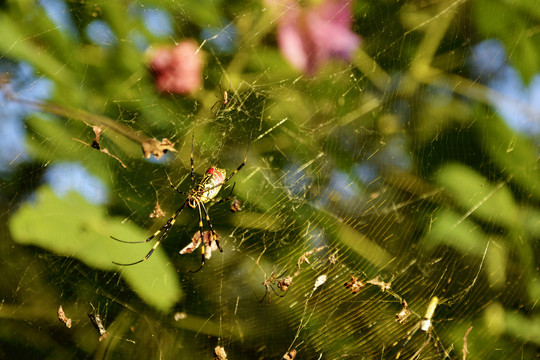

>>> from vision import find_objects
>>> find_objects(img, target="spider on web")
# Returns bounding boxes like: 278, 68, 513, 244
260, 271, 292, 304
111, 133, 250, 272
393, 296, 452, 360
211, 87, 236, 113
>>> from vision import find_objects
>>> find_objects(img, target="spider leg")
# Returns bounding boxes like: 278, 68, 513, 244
394, 322, 421, 359
430, 327, 452, 359
220, 134, 250, 184
269, 284, 286, 298
166, 170, 190, 196
410, 333, 432, 360
212, 182, 236, 205
198, 132, 251, 193
189, 202, 206, 273
259, 285, 270, 304
170, 183, 189, 196
112, 202, 187, 266
210, 100, 221, 113
199, 201, 223, 252
190, 133, 195, 186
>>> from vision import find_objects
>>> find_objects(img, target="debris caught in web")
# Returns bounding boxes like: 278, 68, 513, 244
283, 349, 297, 359
174, 312, 187, 321
313, 274, 327, 291
141, 138, 176, 159
277, 276, 293, 291
180, 230, 220, 259
395, 300, 410, 324
88, 312, 109, 342
73, 123, 127, 168
462, 326, 473, 360
366, 275, 391, 292
149, 202, 165, 218
57, 305, 72, 328
230, 198, 242, 212
344, 276, 365, 294
214, 345, 228, 360
295, 246, 326, 276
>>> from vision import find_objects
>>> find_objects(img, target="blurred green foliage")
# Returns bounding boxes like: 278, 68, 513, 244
0, 0, 539, 359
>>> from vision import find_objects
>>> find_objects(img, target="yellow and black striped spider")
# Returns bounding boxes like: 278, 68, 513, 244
112, 133, 249, 272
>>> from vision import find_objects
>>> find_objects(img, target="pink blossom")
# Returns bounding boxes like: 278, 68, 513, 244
276, 0, 361, 75
150, 41, 202, 94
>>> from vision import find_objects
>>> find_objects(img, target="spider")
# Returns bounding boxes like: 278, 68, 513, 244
260, 271, 291, 304
393, 296, 451, 359
112, 133, 249, 272
211, 88, 235, 113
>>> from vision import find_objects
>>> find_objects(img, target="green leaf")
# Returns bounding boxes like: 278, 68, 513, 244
422, 208, 489, 254
436, 163, 518, 229
477, 114, 540, 201
0, 12, 77, 88
9, 186, 182, 312
474, 0, 540, 84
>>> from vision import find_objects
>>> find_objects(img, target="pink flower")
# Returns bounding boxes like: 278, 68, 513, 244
150, 41, 202, 94
276, 0, 361, 75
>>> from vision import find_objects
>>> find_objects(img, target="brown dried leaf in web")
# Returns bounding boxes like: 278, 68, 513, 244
180, 230, 219, 259
283, 349, 297, 360
395, 300, 410, 324
366, 275, 391, 292
142, 138, 176, 159
57, 305, 72, 328
214, 345, 227, 360
88, 313, 109, 341
230, 198, 242, 212
73, 124, 127, 168
277, 276, 293, 291
89, 125, 103, 150
149, 202, 165, 218
294, 246, 326, 276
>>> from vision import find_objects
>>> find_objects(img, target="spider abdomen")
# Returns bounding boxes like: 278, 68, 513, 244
199, 166, 226, 203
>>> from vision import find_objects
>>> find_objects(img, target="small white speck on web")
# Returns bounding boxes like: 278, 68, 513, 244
313, 274, 327, 291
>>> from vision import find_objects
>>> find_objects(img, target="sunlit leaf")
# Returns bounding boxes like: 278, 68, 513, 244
474, 0, 540, 83
436, 163, 517, 229
422, 208, 489, 255
9, 186, 182, 312
476, 114, 540, 201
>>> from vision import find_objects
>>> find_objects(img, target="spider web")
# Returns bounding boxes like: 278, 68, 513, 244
1, 1, 539, 359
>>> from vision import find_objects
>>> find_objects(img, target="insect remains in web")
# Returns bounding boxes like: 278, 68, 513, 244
111, 133, 250, 272
230, 198, 242, 212
57, 305, 72, 328
149, 201, 165, 218
180, 230, 220, 260
282, 349, 297, 359
260, 271, 292, 304
214, 345, 228, 360
344, 275, 365, 294
393, 296, 452, 360
366, 275, 392, 292
88, 307, 109, 342
395, 299, 411, 324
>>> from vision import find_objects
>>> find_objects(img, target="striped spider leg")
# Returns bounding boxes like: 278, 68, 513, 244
112, 133, 250, 272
